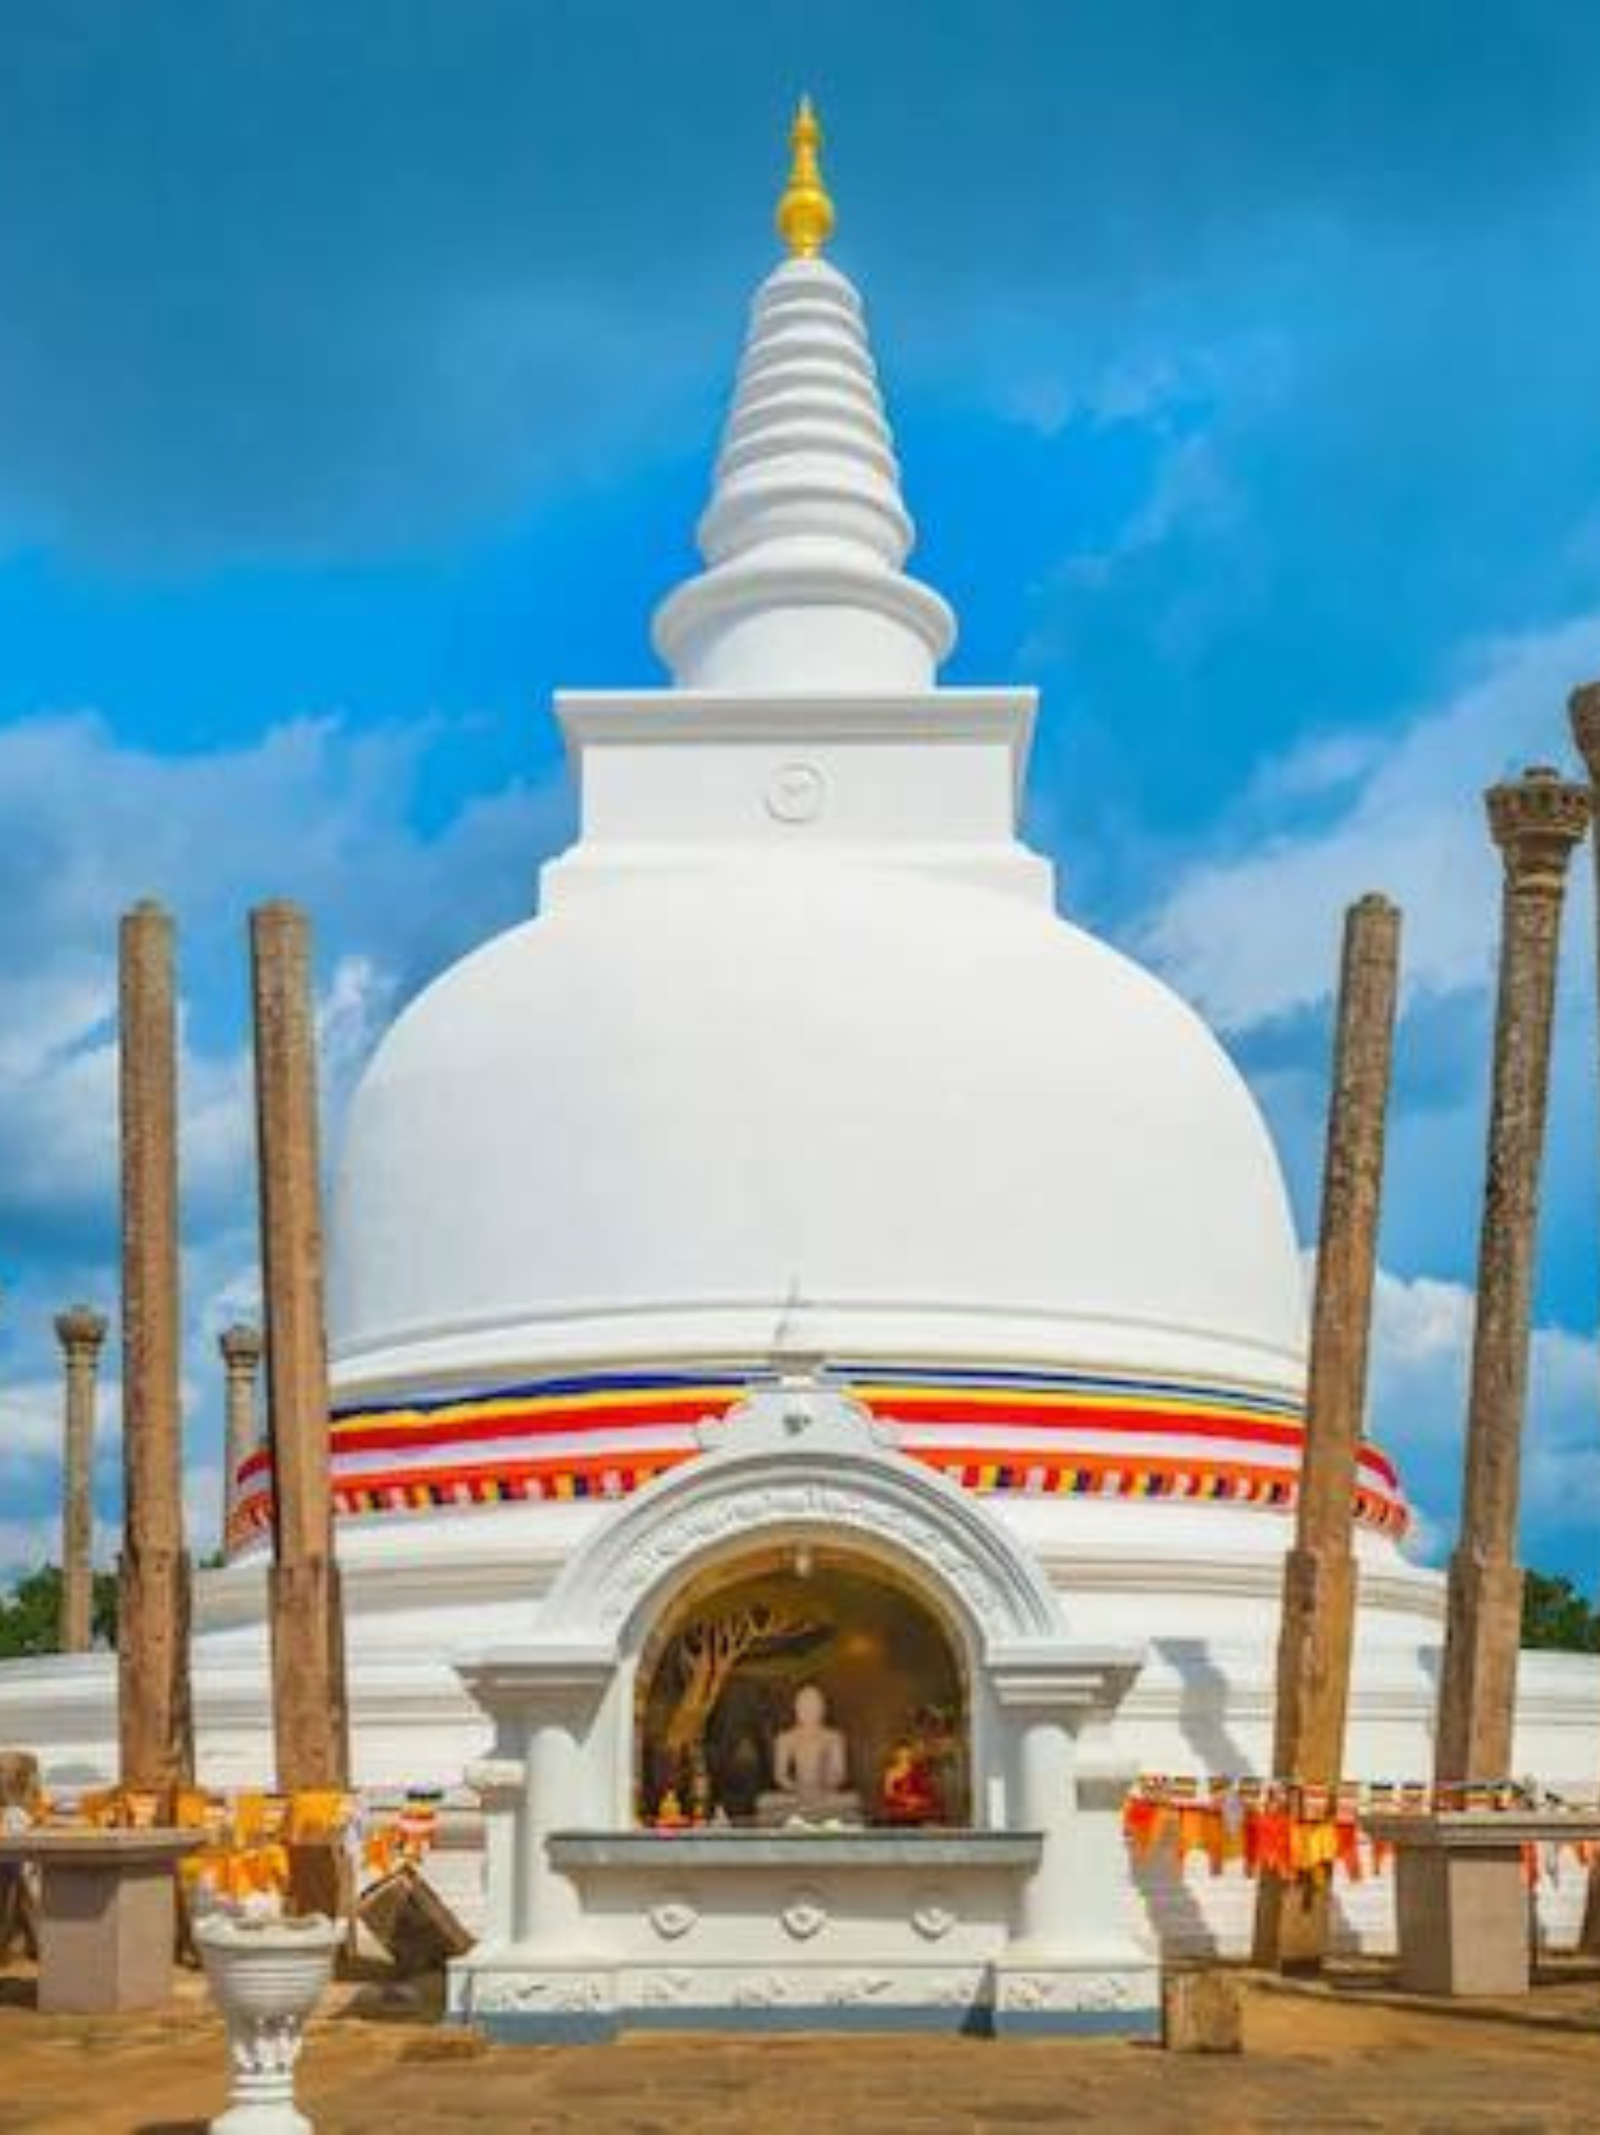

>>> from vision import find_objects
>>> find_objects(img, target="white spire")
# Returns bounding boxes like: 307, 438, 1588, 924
651, 252, 957, 693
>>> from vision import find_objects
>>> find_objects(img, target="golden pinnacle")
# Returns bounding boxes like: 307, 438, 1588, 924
776, 94, 835, 259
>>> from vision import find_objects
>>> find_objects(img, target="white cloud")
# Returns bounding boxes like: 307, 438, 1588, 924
1140, 607, 1600, 1031
1367, 1265, 1600, 1573
0, 709, 565, 1254
1050, 434, 1240, 599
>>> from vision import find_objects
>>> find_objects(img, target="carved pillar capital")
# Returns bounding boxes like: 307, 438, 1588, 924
54, 1303, 109, 1362
1485, 766, 1589, 892
1568, 681, 1600, 781
218, 1322, 264, 1376
57, 1300, 107, 1656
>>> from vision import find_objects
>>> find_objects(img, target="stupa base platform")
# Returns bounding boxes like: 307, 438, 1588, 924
449, 1955, 1160, 2043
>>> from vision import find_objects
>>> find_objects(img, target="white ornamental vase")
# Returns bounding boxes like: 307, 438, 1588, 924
196, 1912, 342, 2135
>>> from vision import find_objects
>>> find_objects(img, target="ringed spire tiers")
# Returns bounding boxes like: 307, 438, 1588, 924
651, 102, 955, 694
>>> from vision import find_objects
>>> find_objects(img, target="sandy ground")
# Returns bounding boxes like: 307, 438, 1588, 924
2, 1968, 1599, 2133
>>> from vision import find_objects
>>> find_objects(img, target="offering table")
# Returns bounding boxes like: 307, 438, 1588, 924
1364, 1810, 1600, 1997
0, 1826, 202, 2013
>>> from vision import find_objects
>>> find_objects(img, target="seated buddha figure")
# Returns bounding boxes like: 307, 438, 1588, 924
755, 1684, 863, 1825
878, 1739, 945, 1826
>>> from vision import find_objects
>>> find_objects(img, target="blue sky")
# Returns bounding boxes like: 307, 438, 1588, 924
2, 1, 1600, 1583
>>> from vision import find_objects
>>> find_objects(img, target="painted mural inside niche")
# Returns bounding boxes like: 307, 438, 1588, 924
635, 1551, 969, 1830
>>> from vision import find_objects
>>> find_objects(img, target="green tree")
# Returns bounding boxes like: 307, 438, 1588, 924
0, 1565, 118, 1657
1521, 1569, 1600, 1654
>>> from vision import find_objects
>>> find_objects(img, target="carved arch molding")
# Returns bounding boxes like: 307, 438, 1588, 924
538, 1456, 1065, 1655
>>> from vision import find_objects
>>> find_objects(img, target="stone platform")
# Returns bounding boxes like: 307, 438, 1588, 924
450, 1828, 1158, 2042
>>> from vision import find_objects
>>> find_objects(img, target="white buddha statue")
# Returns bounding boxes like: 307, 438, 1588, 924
757, 1683, 862, 1825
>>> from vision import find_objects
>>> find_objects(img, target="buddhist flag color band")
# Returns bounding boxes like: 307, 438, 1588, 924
227, 1361, 1410, 1551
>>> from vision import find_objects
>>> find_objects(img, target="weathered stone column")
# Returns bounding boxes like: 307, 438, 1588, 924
1435, 768, 1589, 1785
1565, 683, 1600, 1950
1255, 893, 1400, 1971
117, 900, 194, 1792
56, 1305, 109, 1654
250, 901, 350, 1792
218, 1323, 264, 1555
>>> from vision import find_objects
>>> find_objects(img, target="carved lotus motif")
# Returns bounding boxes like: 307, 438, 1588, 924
648, 1892, 698, 1941
911, 1888, 957, 1941
780, 1886, 828, 1941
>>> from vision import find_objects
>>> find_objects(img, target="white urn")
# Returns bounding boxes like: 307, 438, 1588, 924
196, 1912, 343, 2135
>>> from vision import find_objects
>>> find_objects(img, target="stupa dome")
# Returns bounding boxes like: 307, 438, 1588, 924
328, 862, 1306, 1397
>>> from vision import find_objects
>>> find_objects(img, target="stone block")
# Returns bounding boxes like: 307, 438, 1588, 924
1392, 1844, 1528, 1997
1161, 1968, 1243, 2053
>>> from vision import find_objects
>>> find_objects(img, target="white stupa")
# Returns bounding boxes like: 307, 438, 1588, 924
3, 104, 1596, 2029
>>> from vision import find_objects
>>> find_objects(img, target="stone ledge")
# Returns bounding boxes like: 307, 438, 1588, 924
1363, 1812, 1600, 1852
547, 1829, 1044, 1870
0, 1828, 203, 1868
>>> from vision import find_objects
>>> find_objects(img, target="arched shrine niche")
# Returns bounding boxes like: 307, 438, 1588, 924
635, 1544, 970, 1830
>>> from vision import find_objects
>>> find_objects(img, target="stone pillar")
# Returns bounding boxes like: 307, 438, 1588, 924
464, 1757, 528, 1951
1435, 768, 1589, 1785
1565, 683, 1600, 1951
1255, 894, 1400, 1971
986, 1665, 1158, 2034
450, 1658, 611, 2000
218, 1323, 264, 1556
1007, 1712, 1076, 1953
117, 900, 194, 1792
250, 902, 350, 1792
519, 1720, 588, 1949
55, 1305, 109, 1655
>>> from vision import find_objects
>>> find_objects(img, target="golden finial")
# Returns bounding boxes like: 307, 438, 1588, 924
776, 94, 834, 259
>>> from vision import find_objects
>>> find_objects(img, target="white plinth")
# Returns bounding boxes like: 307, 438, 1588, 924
449, 1829, 1157, 2039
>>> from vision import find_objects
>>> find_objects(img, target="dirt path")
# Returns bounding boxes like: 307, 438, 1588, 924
2, 1975, 1598, 2132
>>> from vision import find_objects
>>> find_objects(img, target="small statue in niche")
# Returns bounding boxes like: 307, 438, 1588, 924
654, 1786, 691, 1831
755, 1683, 863, 1825
774, 1683, 847, 1795
878, 1737, 945, 1826
688, 1752, 715, 1825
